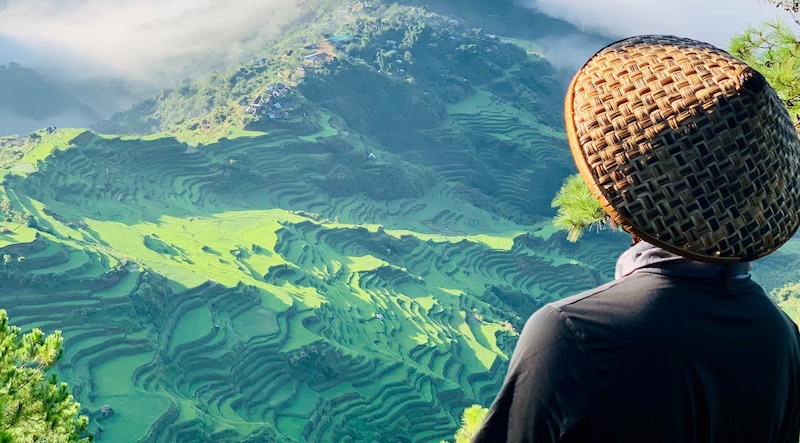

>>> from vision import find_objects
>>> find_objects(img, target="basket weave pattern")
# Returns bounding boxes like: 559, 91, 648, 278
566, 35, 800, 262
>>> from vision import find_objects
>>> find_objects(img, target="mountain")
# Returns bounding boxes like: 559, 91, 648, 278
404, 0, 596, 40
0, 62, 100, 135
0, 2, 797, 442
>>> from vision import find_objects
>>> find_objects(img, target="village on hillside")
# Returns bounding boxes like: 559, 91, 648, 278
241, 82, 299, 120
235, 0, 513, 131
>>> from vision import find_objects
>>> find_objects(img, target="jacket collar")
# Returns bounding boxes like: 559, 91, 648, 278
615, 241, 751, 281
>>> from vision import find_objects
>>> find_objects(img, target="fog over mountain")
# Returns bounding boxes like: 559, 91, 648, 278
0, 0, 307, 133
0, 0, 788, 135
520, 0, 784, 50
0, 0, 302, 80
0, 0, 781, 81
0, 2, 798, 441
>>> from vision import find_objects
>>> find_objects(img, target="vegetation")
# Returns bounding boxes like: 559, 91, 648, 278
730, 19, 800, 129
772, 281, 800, 302
771, 282, 800, 324
550, 174, 608, 242
0, 6, 588, 436
554, 1, 800, 242
450, 404, 488, 443
94, 0, 564, 147
0, 310, 90, 442
0, 1, 796, 442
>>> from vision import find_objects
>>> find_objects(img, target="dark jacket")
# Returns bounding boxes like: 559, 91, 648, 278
473, 244, 800, 442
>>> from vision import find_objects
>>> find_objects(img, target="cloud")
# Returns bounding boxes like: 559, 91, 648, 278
0, 110, 97, 137
0, 0, 303, 79
518, 0, 786, 50
532, 33, 612, 74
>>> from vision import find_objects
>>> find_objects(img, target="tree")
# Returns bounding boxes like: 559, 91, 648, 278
764, 0, 800, 24
0, 309, 90, 442
450, 404, 488, 443
771, 281, 800, 302
771, 281, 800, 325
550, 174, 608, 242
729, 18, 800, 129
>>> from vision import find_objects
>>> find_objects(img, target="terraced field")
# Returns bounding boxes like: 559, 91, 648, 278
2, 3, 798, 438
2, 92, 797, 443
0, 66, 699, 442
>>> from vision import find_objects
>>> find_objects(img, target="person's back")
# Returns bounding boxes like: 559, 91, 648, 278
581, 273, 799, 442
473, 35, 800, 442
475, 245, 800, 442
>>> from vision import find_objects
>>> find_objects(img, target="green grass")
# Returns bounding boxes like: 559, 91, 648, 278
170, 307, 213, 351
230, 306, 280, 340
93, 353, 155, 397
297, 110, 338, 142
94, 393, 171, 443
0, 122, 623, 440
779, 298, 800, 325
0, 51, 712, 443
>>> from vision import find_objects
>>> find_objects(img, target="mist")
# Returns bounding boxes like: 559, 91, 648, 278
0, 0, 310, 126
519, 0, 785, 53
0, 110, 97, 138
1, 0, 787, 126
2, 0, 787, 81
0, 0, 304, 81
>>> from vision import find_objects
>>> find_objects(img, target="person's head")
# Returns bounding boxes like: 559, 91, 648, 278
565, 35, 800, 263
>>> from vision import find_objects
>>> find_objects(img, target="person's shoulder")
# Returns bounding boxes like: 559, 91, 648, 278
548, 276, 630, 309
521, 279, 627, 340
542, 271, 668, 327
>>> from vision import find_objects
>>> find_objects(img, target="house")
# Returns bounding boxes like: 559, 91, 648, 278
328, 34, 354, 44
304, 52, 334, 64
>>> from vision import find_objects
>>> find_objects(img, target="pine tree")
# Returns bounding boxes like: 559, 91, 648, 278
550, 174, 608, 242
452, 404, 488, 443
553, 1, 800, 242
0, 310, 91, 442
729, 18, 800, 130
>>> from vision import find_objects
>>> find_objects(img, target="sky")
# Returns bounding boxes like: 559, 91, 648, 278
513, 0, 791, 73
521, 0, 787, 49
0, 0, 790, 79
0, 0, 793, 127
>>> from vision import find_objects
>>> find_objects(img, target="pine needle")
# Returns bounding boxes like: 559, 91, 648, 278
551, 174, 608, 242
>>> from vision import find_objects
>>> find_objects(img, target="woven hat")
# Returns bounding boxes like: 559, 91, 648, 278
565, 35, 800, 262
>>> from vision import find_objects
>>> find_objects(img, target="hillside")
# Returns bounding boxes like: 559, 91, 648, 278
0, 63, 99, 135
0, 2, 798, 442
0, 120, 622, 442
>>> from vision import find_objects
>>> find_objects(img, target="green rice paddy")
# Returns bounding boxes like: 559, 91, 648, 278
0, 70, 793, 442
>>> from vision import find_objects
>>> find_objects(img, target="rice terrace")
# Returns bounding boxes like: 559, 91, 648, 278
0, 1, 799, 442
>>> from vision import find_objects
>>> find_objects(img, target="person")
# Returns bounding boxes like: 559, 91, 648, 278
472, 35, 800, 442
